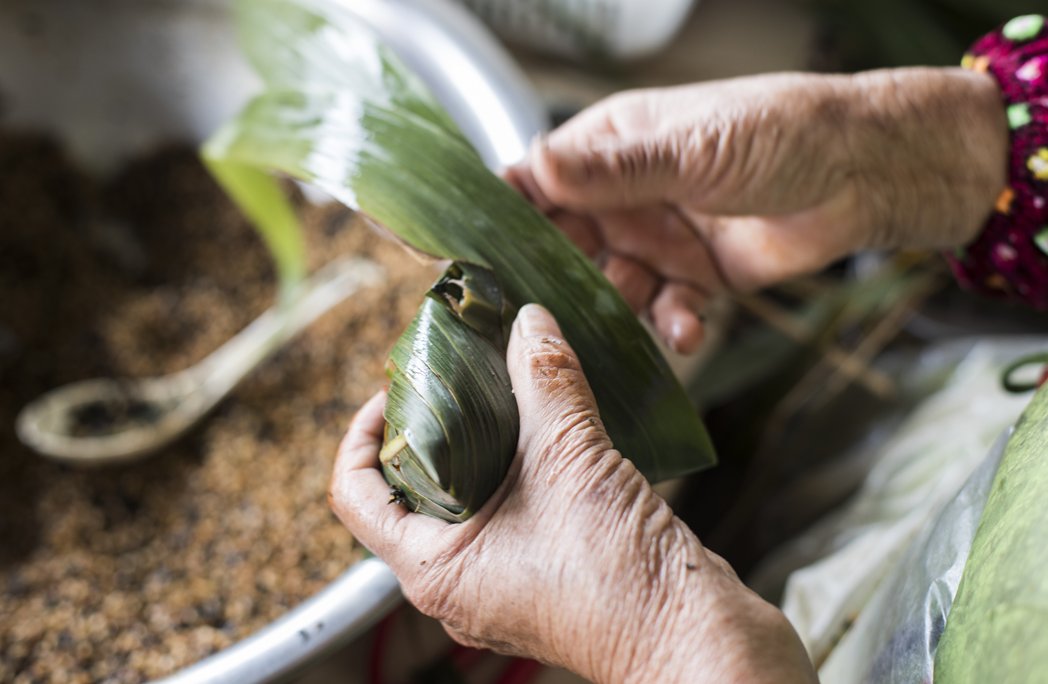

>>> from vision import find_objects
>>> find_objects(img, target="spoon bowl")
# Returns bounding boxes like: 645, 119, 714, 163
17, 256, 384, 466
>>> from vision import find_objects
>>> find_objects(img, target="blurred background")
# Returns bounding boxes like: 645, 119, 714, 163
0, 1, 1041, 683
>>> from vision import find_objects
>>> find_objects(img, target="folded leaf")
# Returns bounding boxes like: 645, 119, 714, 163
204, 0, 714, 499
381, 262, 517, 522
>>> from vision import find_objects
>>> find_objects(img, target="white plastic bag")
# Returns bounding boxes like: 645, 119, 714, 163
752, 337, 1048, 675
820, 431, 1007, 682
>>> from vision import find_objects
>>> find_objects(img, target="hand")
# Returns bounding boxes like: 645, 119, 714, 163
506, 67, 1007, 354
330, 304, 816, 683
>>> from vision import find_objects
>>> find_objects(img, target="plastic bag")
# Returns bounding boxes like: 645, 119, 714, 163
753, 337, 1048, 676
819, 430, 1007, 683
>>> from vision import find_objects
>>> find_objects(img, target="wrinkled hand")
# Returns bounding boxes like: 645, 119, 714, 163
330, 304, 815, 683
507, 68, 1007, 354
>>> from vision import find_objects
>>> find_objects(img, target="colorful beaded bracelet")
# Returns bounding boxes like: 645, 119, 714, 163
946, 14, 1048, 308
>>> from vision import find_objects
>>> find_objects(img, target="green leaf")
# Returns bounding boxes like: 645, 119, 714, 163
381, 263, 518, 522
200, 154, 307, 300
934, 385, 1048, 680
205, 0, 714, 490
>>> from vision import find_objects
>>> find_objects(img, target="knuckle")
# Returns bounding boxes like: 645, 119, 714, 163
578, 450, 641, 504
707, 550, 740, 579
543, 411, 608, 459
642, 136, 677, 174
686, 119, 738, 193
523, 336, 582, 379
532, 418, 615, 485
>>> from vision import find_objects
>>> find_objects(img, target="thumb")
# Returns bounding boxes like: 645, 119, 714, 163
506, 304, 613, 475
529, 131, 687, 212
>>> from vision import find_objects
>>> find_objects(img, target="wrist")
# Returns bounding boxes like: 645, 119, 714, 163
574, 518, 815, 684
565, 520, 702, 684
843, 67, 1008, 252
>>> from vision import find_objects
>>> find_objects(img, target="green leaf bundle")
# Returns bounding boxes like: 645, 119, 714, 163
204, 0, 715, 520
381, 262, 517, 522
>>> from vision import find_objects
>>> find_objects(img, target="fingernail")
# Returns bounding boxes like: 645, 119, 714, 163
516, 303, 554, 337
667, 312, 703, 355
670, 318, 685, 345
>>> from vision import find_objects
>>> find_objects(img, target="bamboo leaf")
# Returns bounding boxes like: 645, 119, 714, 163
205, 0, 714, 496
200, 155, 307, 300
934, 385, 1048, 680
381, 263, 518, 521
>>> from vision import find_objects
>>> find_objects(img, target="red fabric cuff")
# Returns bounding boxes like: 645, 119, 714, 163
945, 15, 1048, 308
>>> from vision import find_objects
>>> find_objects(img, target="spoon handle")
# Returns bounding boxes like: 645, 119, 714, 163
194, 257, 384, 400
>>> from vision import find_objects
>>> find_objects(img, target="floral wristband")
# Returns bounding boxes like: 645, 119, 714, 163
946, 14, 1048, 308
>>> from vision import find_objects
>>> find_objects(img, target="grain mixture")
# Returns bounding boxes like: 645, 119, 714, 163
0, 132, 438, 683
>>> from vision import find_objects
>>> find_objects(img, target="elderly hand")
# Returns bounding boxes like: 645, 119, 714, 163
330, 304, 816, 683
506, 67, 1007, 354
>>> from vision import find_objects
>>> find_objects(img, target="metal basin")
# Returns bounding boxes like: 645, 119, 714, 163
0, 1, 545, 681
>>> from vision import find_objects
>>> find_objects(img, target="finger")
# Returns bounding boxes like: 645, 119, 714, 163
548, 209, 604, 259
333, 390, 388, 470
603, 254, 659, 314
696, 211, 860, 291
650, 283, 707, 355
502, 162, 556, 213
506, 163, 607, 260
594, 208, 730, 296
506, 305, 613, 477
528, 90, 671, 212
329, 391, 447, 573
546, 96, 622, 144
530, 133, 685, 212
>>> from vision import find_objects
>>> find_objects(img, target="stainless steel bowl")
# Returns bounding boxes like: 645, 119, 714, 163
0, 1, 545, 681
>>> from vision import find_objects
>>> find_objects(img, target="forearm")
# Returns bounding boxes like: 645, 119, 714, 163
570, 518, 816, 684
